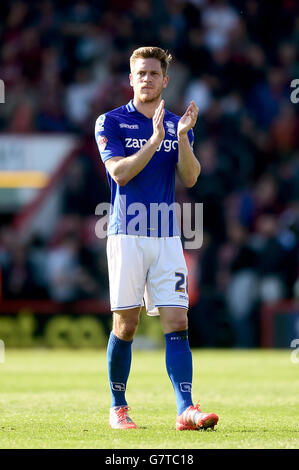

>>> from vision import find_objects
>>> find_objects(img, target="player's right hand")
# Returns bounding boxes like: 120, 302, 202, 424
152, 100, 165, 143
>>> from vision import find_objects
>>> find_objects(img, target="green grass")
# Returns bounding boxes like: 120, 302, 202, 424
0, 348, 298, 449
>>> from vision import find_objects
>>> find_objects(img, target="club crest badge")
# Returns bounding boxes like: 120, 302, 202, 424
165, 120, 176, 136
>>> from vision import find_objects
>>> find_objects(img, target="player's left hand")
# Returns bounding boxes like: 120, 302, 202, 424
177, 101, 199, 138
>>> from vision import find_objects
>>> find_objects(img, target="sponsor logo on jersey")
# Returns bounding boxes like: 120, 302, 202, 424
119, 123, 139, 129
180, 382, 192, 393
111, 382, 126, 392
125, 137, 178, 152
98, 135, 108, 152
165, 120, 176, 136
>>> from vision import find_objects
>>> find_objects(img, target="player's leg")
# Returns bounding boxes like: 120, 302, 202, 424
147, 237, 218, 429
159, 306, 218, 430
107, 307, 141, 429
112, 307, 141, 341
159, 306, 194, 415
106, 235, 148, 429
108, 307, 140, 402
145, 237, 193, 417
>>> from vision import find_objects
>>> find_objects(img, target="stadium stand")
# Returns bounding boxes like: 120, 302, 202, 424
0, 0, 298, 347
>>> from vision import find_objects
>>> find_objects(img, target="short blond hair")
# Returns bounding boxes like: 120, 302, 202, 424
130, 46, 172, 76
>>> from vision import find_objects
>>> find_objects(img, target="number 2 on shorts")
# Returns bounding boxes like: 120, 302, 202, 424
175, 272, 188, 294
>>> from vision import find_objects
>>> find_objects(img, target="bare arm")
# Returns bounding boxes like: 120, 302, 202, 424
105, 100, 165, 186
176, 101, 201, 188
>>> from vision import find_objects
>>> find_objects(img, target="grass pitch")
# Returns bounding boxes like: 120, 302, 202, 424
0, 348, 298, 449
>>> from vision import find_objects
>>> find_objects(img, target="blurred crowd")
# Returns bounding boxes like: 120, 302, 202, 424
0, 0, 299, 347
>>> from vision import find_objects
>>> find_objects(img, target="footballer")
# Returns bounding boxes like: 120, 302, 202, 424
95, 46, 219, 431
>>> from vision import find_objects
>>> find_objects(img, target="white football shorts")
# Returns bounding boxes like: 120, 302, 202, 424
106, 234, 189, 315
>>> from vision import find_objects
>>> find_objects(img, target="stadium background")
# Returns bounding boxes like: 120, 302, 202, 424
0, 0, 298, 350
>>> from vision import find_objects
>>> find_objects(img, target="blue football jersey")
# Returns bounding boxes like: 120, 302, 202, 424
95, 99, 194, 237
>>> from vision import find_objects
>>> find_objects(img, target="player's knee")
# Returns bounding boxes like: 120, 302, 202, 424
173, 321, 188, 332
113, 315, 139, 341
118, 324, 138, 341
126, 319, 139, 337
166, 316, 188, 333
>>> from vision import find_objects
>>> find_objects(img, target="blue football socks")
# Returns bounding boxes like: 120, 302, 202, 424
107, 332, 133, 408
165, 330, 194, 415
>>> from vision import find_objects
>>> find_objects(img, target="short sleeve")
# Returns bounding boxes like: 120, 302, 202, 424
95, 114, 125, 163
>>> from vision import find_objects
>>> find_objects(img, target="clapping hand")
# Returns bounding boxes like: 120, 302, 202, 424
177, 101, 199, 138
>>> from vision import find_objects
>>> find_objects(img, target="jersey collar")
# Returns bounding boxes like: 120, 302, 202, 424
125, 99, 136, 113
125, 99, 156, 121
